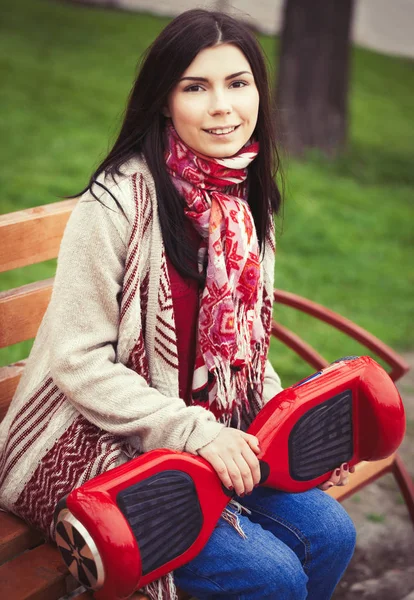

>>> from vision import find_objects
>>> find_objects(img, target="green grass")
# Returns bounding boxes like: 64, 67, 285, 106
396, 493, 405, 505
1, 0, 413, 384
365, 512, 386, 524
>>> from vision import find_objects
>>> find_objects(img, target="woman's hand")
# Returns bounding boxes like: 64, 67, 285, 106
197, 428, 261, 496
318, 462, 356, 491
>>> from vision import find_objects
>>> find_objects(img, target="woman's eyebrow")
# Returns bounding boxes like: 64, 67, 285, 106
179, 71, 252, 83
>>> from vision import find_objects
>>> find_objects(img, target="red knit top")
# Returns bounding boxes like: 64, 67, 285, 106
166, 226, 201, 404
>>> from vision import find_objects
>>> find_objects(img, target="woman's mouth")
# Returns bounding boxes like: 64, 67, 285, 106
204, 125, 240, 136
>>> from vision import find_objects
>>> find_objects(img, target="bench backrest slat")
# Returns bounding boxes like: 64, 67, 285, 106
0, 201, 74, 426
0, 364, 25, 421
0, 280, 54, 348
0, 199, 76, 273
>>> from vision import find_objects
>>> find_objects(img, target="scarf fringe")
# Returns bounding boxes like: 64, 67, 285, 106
221, 498, 252, 539
141, 573, 178, 600
222, 507, 246, 539
210, 336, 265, 420
229, 498, 252, 516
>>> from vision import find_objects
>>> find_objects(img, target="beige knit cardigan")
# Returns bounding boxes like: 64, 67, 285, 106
0, 156, 282, 596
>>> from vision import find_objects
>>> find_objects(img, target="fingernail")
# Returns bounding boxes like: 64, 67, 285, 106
343, 463, 349, 471
328, 482, 335, 488
228, 486, 233, 491
335, 469, 341, 476
240, 493, 245, 497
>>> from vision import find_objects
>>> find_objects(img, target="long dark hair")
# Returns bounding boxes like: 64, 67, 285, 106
76, 9, 282, 282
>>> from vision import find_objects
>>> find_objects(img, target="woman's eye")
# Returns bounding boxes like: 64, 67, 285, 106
230, 80, 248, 88
184, 84, 204, 92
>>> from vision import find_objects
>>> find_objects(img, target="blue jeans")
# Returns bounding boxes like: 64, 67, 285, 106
174, 487, 356, 599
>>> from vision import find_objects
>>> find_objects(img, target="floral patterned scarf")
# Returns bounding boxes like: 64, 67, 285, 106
165, 122, 266, 426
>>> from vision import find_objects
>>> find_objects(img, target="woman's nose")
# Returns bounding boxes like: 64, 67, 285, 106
208, 92, 232, 116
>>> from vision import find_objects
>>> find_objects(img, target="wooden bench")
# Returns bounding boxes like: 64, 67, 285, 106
1, 200, 413, 600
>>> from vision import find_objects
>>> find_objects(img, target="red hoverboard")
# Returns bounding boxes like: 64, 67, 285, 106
54, 356, 405, 600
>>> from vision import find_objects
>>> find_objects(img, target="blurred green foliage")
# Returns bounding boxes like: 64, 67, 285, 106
1, 0, 413, 384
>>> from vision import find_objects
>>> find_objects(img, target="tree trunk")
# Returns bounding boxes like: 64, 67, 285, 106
275, 0, 355, 157
216, 0, 231, 11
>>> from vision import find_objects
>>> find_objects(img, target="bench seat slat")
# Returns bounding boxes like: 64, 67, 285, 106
0, 200, 77, 274
327, 455, 396, 501
0, 280, 54, 348
0, 511, 43, 565
0, 542, 67, 600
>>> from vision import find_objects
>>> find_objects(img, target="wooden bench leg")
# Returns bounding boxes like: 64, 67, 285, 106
392, 452, 414, 526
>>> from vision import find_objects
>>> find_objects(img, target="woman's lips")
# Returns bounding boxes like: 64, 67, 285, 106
204, 124, 241, 136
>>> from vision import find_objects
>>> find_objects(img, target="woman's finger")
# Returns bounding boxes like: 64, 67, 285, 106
332, 463, 350, 486
242, 447, 261, 488
240, 431, 261, 454
204, 453, 234, 490
208, 440, 250, 495
338, 463, 350, 486
240, 445, 261, 490
331, 467, 342, 484
232, 454, 255, 495
318, 481, 335, 491
317, 466, 341, 490
222, 456, 248, 496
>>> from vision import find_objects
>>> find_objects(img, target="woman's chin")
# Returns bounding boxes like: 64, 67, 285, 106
197, 141, 246, 159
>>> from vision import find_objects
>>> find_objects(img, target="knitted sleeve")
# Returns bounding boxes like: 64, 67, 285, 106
48, 180, 224, 454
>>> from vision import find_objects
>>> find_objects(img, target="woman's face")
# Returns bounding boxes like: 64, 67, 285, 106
166, 43, 259, 158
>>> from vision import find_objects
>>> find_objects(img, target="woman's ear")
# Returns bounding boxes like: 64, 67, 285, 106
162, 105, 171, 118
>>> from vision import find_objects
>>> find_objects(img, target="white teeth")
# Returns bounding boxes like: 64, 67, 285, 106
207, 126, 237, 135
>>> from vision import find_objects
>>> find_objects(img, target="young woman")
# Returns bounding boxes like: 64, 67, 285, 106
0, 9, 356, 600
